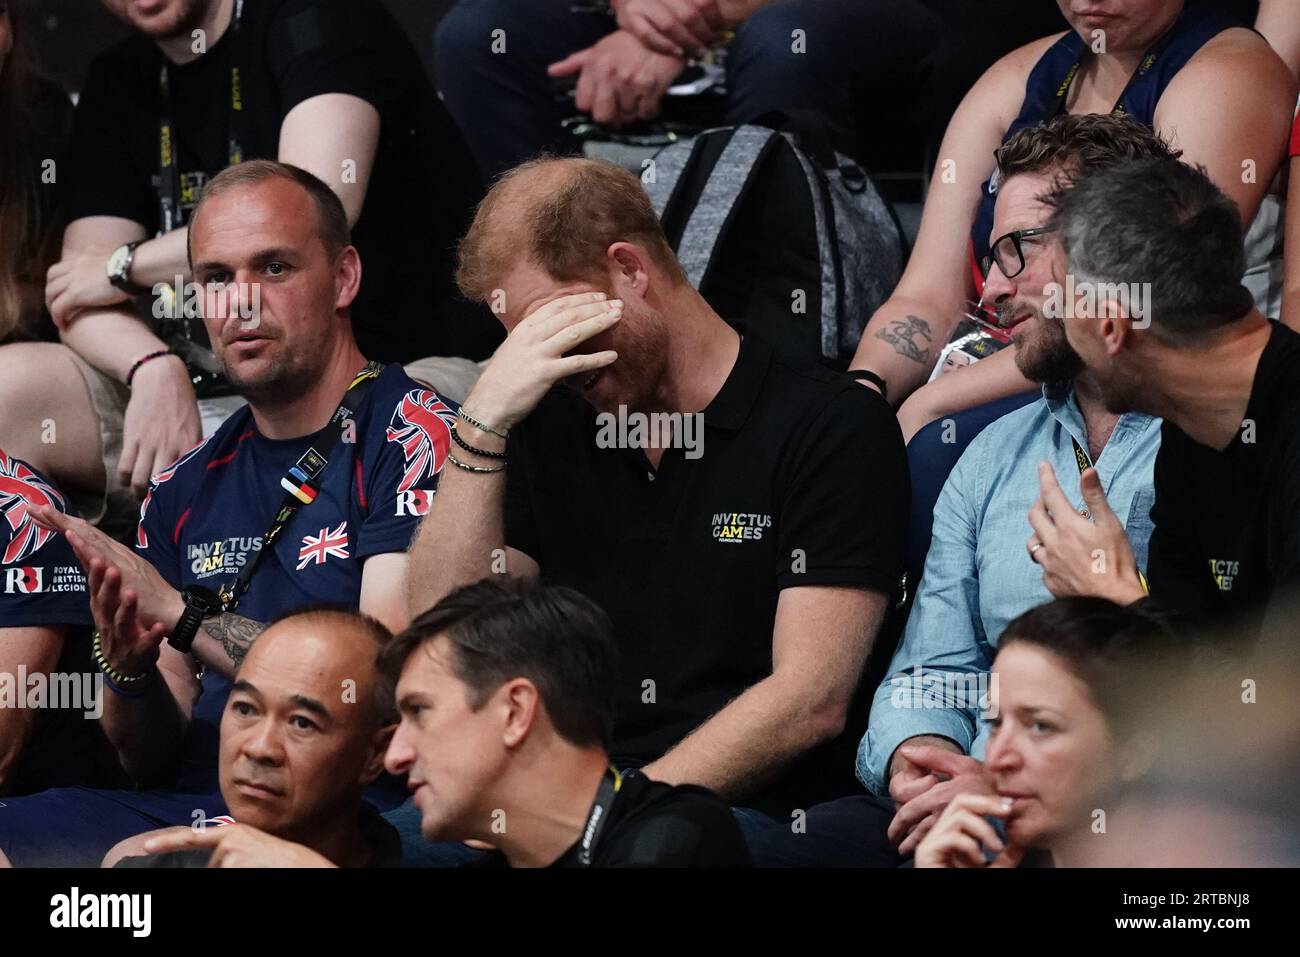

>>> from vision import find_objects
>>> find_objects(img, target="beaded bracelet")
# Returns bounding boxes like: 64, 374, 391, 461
92, 631, 155, 690
450, 422, 508, 460
448, 451, 507, 474
91, 631, 153, 686
126, 349, 177, 389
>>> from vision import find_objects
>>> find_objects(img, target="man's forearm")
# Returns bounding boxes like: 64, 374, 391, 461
128, 227, 192, 289
101, 673, 189, 784
642, 674, 845, 803
59, 306, 171, 383
850, 296, 954, 406
192, 613, 268, 680
406, 430, 509, 616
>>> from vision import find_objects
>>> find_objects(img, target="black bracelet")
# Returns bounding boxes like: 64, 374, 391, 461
450, 422, 507, 459
848, 369, 888, 401
126, 349, 177, 389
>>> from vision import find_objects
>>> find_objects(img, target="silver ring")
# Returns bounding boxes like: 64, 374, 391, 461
1029, 543, 1043, 558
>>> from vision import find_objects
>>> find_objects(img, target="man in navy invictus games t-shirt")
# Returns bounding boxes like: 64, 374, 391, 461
0, 161, 457, 868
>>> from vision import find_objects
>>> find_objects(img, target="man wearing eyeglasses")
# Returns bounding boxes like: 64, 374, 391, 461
753, 114, 1172, 867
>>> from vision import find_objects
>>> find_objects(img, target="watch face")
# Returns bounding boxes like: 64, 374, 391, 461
107, 246, 129, 278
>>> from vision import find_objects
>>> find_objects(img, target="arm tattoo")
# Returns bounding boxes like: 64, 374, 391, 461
874, 315, 933, 365
201, 613, 267, 669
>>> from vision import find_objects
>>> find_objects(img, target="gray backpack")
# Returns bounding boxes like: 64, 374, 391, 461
644, 123, 906, 368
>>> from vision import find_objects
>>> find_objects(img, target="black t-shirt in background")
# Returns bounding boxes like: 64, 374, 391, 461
67, 0, 498, 362
473, 771, 751, 868
504, 335, 909, 817
1147, 321, 1300, 640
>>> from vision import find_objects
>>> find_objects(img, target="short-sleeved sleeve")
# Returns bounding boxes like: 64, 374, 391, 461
264, 0, 407, 120
774, 386, 908, 594
358, 387, 458, 560
0, 457, 92, 629
64, 52, 157, 227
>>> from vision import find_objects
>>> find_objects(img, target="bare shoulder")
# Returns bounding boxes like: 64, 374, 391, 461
1179, 26, 1293, 87
976, 32, 1072, 127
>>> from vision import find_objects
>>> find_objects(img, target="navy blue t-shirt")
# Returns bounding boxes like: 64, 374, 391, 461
133, 365, 457, 789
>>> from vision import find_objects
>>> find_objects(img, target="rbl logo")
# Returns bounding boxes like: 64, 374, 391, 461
4, 566, 44, 594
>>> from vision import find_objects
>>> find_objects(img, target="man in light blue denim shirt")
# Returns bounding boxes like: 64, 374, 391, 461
858, 113, 1177, 860
745, 112, 1180, 867
857, 384, 1160, 790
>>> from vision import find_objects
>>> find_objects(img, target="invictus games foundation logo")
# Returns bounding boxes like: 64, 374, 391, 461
1209, 558, 1239, 592
711, 511, 771, 543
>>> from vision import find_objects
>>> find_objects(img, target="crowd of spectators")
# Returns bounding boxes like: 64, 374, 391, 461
0, 0, 1297, 868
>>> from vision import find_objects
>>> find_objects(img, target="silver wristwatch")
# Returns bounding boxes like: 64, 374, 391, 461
106, 241, 147, 294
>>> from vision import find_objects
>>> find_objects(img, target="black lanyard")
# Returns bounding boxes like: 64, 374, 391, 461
158, 0, 245, 233
1048, 17, 1181, 119
576, 767, 623, 867
1069, 435, 1100, 520
217, 362, 384, 612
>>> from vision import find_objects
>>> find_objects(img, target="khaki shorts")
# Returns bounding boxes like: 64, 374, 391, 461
66, 352, 485, 538
66, 352, 244, 539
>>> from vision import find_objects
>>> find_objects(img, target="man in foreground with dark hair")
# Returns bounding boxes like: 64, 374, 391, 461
382, 577, 750, 867
110, 606, 400, 868
1024, 154, 1300, 641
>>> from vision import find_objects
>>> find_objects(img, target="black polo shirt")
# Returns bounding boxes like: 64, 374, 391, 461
504, 335, 908, 816
1147, 321, 1300, 641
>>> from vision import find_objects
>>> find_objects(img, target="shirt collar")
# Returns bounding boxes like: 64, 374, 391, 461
701, 334, 771, 432
1041, 380, 1156, 453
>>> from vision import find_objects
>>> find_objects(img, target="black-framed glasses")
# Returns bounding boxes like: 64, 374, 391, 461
981, 226, 1054, 280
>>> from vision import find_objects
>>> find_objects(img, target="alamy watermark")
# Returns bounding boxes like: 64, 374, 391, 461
153, 275, 261, 328
889, 665, 998, 719
595, 405, 704, 460
0, 669, 102, 719
1043, 275, 1151, 328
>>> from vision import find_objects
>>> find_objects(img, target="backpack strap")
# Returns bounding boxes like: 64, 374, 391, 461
674, 125, 783, 289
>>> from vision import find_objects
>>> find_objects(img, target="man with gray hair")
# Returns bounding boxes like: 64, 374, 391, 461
1023, 155, 1300, 642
